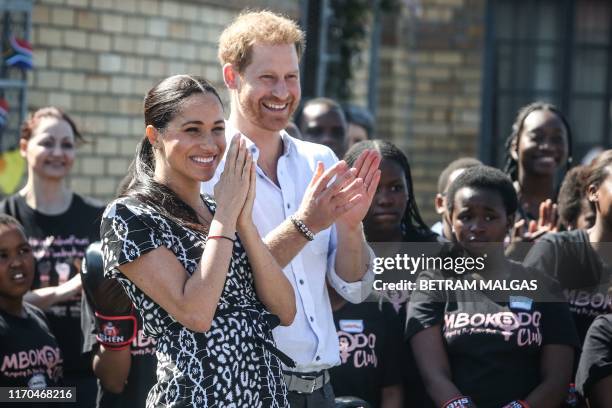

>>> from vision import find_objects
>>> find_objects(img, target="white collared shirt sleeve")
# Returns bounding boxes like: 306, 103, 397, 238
325, 225, 375, 303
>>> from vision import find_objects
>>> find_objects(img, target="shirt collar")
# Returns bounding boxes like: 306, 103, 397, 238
225, 120, 295, 161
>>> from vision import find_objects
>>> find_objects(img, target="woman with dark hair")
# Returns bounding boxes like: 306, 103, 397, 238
524, 150, 612, 346
344, 139, 436, 244
0, 106, 103, 406
407, 165, 578, 408
99, 75, 295, 407
503, 102, 572, 241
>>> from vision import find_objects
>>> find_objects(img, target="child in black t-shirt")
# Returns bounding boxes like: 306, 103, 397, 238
344, 140, 439, 408
406, 166, 579, 408
329, 289, 404, 408
524, 151, 612, 346
0, 214, 64, 389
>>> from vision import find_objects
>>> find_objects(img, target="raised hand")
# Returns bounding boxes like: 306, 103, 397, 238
512, 199, 558, 242
337, 149, 382, 228
294, 160, 361, 234
237, 158, 256, 232
214, 134, 251, 227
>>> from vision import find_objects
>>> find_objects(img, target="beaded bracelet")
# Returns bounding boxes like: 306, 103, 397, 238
290, 216, 315, 241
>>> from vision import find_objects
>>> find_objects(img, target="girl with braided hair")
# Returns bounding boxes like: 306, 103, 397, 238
344, 139, 437, 244
503, 102, 572, 243
338, 140, 436, 408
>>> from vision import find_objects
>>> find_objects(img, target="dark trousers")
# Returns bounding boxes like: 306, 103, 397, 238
287, 382, 335, 408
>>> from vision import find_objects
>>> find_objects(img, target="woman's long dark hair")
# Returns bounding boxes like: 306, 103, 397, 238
503, 101, 573, 183
119, 75, 223, 231
344, 139, 436, 242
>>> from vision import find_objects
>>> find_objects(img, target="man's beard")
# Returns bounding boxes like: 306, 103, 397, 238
238, 92, 296, 132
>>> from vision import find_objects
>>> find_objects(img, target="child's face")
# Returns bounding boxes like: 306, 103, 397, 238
365, 158, 408, 233
0, 225, 35, 300
451, 186, 512, 254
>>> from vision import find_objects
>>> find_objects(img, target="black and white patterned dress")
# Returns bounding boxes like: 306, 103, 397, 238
100, 195, 289, 407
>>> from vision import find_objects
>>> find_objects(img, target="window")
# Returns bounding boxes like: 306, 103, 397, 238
481, 0, 612, 165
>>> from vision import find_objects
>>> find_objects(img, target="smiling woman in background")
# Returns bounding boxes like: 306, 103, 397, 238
503, 102, 572, 242
0, 106, 104, 406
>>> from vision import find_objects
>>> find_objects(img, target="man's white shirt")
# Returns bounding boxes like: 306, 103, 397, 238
201, 122, 375, 372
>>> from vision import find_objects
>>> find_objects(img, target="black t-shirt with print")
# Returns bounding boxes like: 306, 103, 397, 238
406, 263, 579, 408
81, 293, 157, 408
395, 302, 435, 408
373, 235, 448, 408
523, 230, 612, 344
575, 314, 612, 399
329, 299, 404, 408
0, 302, 64, 388
0, 193, 104, 376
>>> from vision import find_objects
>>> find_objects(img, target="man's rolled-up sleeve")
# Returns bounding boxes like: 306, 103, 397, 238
326, 238, 375, 304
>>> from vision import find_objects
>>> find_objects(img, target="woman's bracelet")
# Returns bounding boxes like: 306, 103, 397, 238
290, 216, 315, 241
207, 235, 235, 243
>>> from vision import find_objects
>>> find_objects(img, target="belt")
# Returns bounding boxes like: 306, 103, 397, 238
216, 306, 296, 368
283, 370, 330, 394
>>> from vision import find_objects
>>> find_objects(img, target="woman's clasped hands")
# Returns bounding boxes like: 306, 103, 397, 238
213, 134, 257, 234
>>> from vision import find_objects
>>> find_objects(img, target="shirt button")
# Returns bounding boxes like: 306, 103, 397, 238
286, 203, 291, 209
309, 316, 314, 322
299, 279, 304, 285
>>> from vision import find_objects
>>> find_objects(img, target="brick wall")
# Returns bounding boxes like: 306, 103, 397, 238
363, 0, 486, 224
28, 0, 486, 223
29, 0, 299, 201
